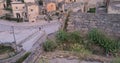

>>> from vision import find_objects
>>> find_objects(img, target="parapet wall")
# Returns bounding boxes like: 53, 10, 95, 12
69, 13, 120, 38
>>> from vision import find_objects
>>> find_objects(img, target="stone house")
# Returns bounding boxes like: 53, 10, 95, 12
0, 0, 7, 16
26, 3, 39, 22
11, 1, 25, 18
11, 1, 39, 22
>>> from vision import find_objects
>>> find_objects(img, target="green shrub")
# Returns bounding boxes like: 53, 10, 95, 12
88, 29, 120, 54
56, 31, 82, 43
87, 8, 96, 13
0, 45, 14, 54
70, 43, 91, 54
16, 52, 31, 63
68, 31, 82, 43
21, 0, 24, 3
43, 40, 57, 52
4, 7, 12, 12
6, 0, 11, 6
56, 31, 83, 51
111, 57, 120, 63
56, 30, 68, 43
4, 14, 23, 22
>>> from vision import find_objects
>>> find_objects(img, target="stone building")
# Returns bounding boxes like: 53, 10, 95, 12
0, 0, 7, 16
57, 0, 105, 13
108, 0, 120, 14
26, 3, 39, 22
11, 1, 25, 18
11, 0, 39, 22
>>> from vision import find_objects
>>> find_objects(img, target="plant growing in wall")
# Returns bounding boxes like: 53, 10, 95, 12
87, 8, 96, 13
88, 28, 120, 55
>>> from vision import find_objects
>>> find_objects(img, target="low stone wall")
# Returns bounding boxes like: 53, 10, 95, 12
69, 13, 120, 39
0, 50, 26, 63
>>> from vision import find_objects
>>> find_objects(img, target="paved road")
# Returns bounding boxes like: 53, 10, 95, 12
0, 20, 61, 63
0, 19, 61, 50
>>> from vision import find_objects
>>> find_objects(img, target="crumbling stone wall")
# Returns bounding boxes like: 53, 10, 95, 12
69, 13, 120, 38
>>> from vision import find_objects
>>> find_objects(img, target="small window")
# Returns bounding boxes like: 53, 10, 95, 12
74, 0, 76, 2
16, 7, 18, 9
51, 5, 53, 7
31, 9, 33, 11
32, 21, 35, 22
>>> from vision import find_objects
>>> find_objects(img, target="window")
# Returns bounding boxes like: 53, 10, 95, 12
74, 0, 76, 2
16, 13, 21, 18
16, 7, 18, 9
51, 5, 53, 7
23, 7, 25, 9
31, 9, 33, 11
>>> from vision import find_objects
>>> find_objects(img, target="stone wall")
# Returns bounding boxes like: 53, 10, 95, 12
69, 13, 120, 38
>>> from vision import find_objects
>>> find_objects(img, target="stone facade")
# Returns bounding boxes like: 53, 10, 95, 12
27, 3, 39, 22
60, 0, 105, 13
64, 2, 85, 12
11, 1, 25, 18
108, 0, 120, 14
11, 1, 39, 22
46, 2, 56, 12
68, 12, 120, 38
0, 0, 6, 16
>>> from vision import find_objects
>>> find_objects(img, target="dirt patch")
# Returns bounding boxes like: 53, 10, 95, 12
0, 53, 9, 59
40, 50, 111, 63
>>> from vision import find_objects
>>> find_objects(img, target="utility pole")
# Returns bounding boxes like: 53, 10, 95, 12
11, 26, 17, 52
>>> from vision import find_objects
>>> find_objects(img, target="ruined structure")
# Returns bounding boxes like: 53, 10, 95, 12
67, 12, 120, 38
108, 0, 120, 14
